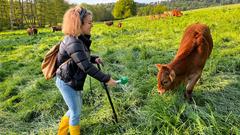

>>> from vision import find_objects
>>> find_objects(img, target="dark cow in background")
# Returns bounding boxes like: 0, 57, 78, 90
118, 22, 122, 28
27, 26, 38, 35
105, 21, 113, 26
52, 26, 62, 32
172, 9, 183, 17
156, 23, 213, 101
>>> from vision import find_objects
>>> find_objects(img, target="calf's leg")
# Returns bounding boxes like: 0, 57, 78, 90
185, 71, 202, 101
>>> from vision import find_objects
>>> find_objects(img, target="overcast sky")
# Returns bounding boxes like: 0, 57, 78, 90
65, 0, 162, 4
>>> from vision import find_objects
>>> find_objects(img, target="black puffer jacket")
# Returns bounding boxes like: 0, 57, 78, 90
56, 35, 110, 91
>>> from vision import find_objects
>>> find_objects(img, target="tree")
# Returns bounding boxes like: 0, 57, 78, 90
0, 0, 70, 30
81, 3, 114, 21
10, 0, 14, 30
112, 0, 136, 19
137, 4, 168, 16
0, 0, 10, 30
152, 5, 167, 14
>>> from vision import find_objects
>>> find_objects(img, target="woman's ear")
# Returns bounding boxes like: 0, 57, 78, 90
155, 64, 162, 70
169, 70, 176, 82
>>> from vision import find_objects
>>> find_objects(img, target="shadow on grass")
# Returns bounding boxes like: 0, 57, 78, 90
194, 79, 240, 116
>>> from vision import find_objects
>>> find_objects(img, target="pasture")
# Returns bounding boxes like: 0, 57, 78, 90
0, 4, 240, 134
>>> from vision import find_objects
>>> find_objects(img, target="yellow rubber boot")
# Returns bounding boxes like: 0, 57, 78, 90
69, 125, 80, 135
57, 116, 69, 135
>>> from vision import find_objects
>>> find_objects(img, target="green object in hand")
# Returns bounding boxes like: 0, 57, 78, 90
116, 77, 128, 84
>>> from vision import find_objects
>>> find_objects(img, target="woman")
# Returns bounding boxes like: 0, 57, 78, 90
55, 6, 117, 135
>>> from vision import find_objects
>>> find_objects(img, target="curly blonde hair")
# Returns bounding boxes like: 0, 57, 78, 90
62, 6, 92, 36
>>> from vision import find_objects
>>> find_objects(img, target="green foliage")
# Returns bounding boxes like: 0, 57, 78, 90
0, 0, 70, 30
81, 3, 114, 21
45, 0, 69, 26
0, 0, 10, 30
1, 4, 240, 135
137, 4, 168, 16
112, 0, 137, 19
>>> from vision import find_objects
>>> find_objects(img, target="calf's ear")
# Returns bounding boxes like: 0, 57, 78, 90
169, 70, 176, 82
155, 64, 162, 70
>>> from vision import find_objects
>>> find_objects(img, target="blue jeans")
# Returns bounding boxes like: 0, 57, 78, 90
55, 77, 82, 126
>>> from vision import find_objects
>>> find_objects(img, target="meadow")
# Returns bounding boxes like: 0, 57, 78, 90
0, 4, 240, 135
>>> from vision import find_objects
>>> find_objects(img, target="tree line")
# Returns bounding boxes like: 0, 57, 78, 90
160, 0, 240, 11
0, 0, 70, 31
0, 0, 239, 31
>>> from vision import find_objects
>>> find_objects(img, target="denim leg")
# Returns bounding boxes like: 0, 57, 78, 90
56, 77, 83, 126
65, 110, 70, 117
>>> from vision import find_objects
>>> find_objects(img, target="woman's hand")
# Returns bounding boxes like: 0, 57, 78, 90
106, 78, 117, 87
95, 58, 103, 65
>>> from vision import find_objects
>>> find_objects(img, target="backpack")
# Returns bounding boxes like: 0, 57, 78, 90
41, 42, 61, 80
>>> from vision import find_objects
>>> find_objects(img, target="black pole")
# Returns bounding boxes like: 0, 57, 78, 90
97, 64, 118, 123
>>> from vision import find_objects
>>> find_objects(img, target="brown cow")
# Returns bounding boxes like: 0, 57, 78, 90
27, 26, 38, 35
52, 26, 62, 32
118, 22, 122, 28
155, 23, 213, 101
163, 11, 172, 16
154, 14, 161, 19
149, 15, 155, 20
160, 13, 169, 19
172, 9, 183, 17
105, 21, 113, 26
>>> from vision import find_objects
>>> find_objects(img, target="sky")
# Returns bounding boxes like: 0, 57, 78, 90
65, 0, 163, 4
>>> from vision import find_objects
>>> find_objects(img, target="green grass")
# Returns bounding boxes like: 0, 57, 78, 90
0, 4, 240, 134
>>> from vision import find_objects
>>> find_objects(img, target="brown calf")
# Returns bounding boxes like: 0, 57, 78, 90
118, 22, 122, 28
156, 23, 213, 100
27, 26, 38, 35
172, 9, 183, 17
52, 26, 62, 32
105, 21, 113, 26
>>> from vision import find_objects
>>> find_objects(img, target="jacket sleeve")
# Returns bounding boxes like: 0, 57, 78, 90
65, 42, 110, 83
90, 55, 99, 63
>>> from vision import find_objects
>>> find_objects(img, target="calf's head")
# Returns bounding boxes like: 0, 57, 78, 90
155, 64, 176, 94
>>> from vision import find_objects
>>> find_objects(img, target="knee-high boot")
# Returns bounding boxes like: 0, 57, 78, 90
69, 125, 80, 135
57, 116, 69, 135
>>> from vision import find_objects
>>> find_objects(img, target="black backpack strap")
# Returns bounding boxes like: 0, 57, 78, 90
57, 37, 81, 68
57, 41, 71, 69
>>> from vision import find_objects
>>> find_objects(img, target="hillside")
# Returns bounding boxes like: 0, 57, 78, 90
0, 4, 240, 134
159, 0, 240, 10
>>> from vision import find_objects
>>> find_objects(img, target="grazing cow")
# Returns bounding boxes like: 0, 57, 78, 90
52, 26, 62, 32
155, 23, 213, 100
154, 14, 161, 19
118, 22, 122, 28
27, 26, 38, 35
160, 13, 169, 19
105, 21, 113, 26
148, 15, 160, 20
163, 11, 172, 16
172, 9, 183, 17
149, 15, 155, 20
